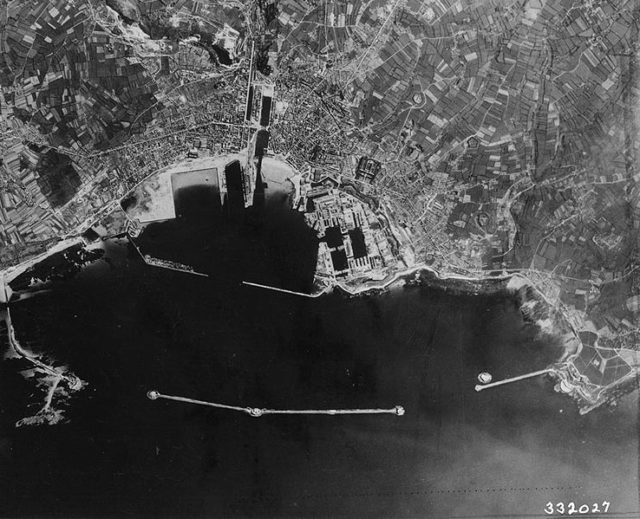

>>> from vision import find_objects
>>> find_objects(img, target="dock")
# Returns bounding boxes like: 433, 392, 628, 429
147, 390, 404, 417
474, 368, 552, 392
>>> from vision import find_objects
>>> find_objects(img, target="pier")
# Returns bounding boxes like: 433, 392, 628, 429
474, 368, 552, 392
147, 390, 405, 417
242, 280, 326, 298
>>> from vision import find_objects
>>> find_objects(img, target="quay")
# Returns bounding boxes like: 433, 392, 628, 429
147, 390, 405, 417
145, 258, 209, 278
127, 235, 208, 278
475, 368, 552, 392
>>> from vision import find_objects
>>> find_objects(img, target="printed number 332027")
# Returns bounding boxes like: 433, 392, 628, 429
544, 501, 610, 515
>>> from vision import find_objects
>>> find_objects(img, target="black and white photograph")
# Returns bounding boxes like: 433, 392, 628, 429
0, 0, 639, 517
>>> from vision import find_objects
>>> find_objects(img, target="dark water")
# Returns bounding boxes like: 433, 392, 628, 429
1, 200, 638, 518
171, 169, 221, 220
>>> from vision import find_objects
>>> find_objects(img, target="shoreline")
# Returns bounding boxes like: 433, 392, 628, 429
2, 306, 85, 427
316, 262, 528, 300
1, 237, 86, 291
0, 220, 612, 416
312, 263, 612, 414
